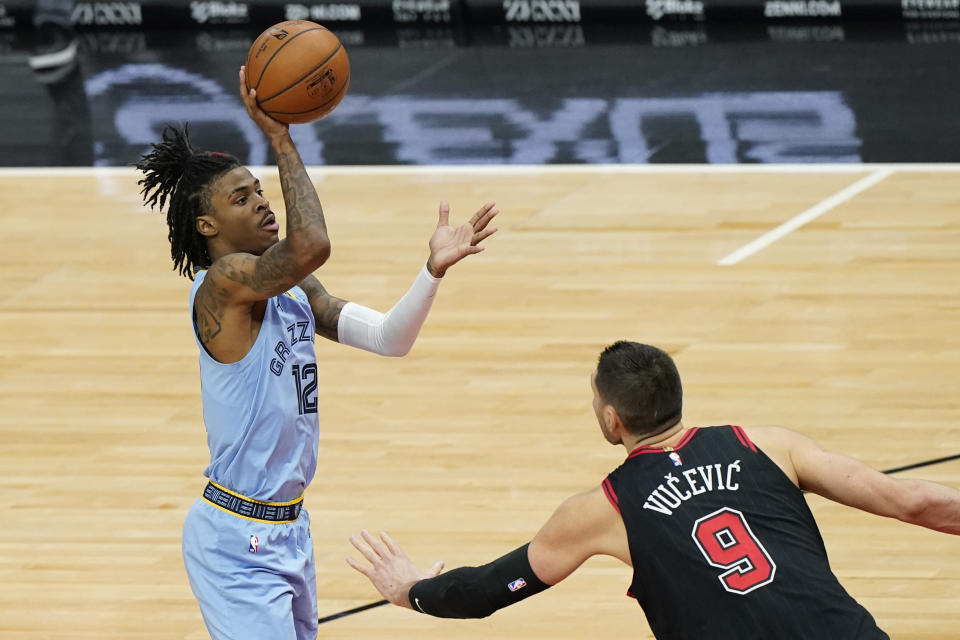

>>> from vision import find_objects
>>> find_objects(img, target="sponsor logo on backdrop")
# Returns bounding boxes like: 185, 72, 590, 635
335, 29, 365, 45
73, 2, 142, 25
80, 30, 148, 52
507, 24, 585, 47
196, 31, 255, 52
503, 0, 582, 23
285, 3, 362, 21
645, 0, 705, 21
393, 0, 451, 23
650, 25, 708, 46
396, 27, 454, 47
0, 5, 15, 28
763, 0, 841, 17
905, 23, 960, 42
902, 0, 960, 18
190, 2, 249, 24
767, 25, 845, 42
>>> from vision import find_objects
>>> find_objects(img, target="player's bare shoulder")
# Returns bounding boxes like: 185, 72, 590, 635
739, 425, 804, 486
192, 253, 265, 356
194, 263, 234, 344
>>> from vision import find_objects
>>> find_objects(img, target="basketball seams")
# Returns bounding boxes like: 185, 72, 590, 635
263, 71, 351, 120
246, 19, 348, 124
257, 44, 344, 105
250, 25, 329, 92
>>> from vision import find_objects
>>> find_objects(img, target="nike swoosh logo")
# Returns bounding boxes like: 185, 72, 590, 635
414, 597, 426, 613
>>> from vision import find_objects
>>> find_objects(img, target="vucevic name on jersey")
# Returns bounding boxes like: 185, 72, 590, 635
603, 426, 888, 640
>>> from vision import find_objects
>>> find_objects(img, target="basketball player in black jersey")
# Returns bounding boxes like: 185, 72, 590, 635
347, 341, 960, 639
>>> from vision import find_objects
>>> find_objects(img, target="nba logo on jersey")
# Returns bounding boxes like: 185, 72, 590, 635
508, 578, 527, 592
249, 535, 259, 553
669, 451, 683, 467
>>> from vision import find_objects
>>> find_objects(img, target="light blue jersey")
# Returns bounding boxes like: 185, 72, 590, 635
189, 269, 319, 502
183, 270, 321, 640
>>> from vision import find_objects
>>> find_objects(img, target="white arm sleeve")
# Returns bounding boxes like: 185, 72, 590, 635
336, 264, 441, 357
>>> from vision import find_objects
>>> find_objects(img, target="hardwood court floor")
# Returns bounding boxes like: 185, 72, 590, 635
0, 166, 957, 638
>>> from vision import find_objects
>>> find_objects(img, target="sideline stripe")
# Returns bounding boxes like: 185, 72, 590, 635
716, 169, 894, 266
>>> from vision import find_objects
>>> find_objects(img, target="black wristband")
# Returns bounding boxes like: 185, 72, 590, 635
408, 543, 550, 619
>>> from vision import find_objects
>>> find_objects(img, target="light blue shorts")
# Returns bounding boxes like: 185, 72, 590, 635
182, 498, 318, 640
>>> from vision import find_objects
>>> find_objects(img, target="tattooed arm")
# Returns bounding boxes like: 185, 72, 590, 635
202, 67, 331, 304
298, 201, 500, 353
298, 274, 348, 343
191, 68, 332, 362
298, 265, 437, 355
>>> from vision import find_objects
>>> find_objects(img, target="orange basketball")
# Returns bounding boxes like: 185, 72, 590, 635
245, 20, 350, 125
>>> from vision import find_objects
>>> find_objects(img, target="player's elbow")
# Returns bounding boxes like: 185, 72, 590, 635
309, 234, 332, 267
897, 494, 928, 525
298, 233, 331, 271
381, 343, 412, 357
373, 329, 414, 357
893, 482, 938, 527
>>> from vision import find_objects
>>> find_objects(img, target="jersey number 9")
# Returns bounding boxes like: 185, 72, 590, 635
691, 507, 776, 595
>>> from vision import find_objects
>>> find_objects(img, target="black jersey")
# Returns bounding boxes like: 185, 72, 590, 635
603, 425, 888, 640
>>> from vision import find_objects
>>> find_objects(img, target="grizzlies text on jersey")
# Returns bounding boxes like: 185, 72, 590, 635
182, 271, 321, 640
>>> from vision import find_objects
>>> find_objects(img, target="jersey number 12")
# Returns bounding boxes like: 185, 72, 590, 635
291, 363, 318, 415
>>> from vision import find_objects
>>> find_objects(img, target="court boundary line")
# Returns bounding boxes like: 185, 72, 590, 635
882, 453, 960, 475
318, 451, 960, 625
716, 168, 895, 266
318, 598, 389, 624
2, 163, 960, 178
9, 158, 949, 626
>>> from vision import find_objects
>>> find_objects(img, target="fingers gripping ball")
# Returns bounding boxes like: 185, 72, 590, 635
245, 20, 350, 124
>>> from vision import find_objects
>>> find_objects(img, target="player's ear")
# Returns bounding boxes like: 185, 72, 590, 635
196, 215, 218, 238
604, 405, 625, 443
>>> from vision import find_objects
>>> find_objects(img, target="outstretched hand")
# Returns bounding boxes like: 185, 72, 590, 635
346, 530, 444, 609
238, 66, 289, 141
426, 201, 499, 278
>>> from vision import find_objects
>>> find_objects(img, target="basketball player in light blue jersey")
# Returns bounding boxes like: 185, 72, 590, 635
135, 67, 499, 640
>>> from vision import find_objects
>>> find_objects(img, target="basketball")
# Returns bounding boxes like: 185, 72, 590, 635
244, 20, 350, 125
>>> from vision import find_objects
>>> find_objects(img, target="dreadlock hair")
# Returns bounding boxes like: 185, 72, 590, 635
136, 123, 242, 279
